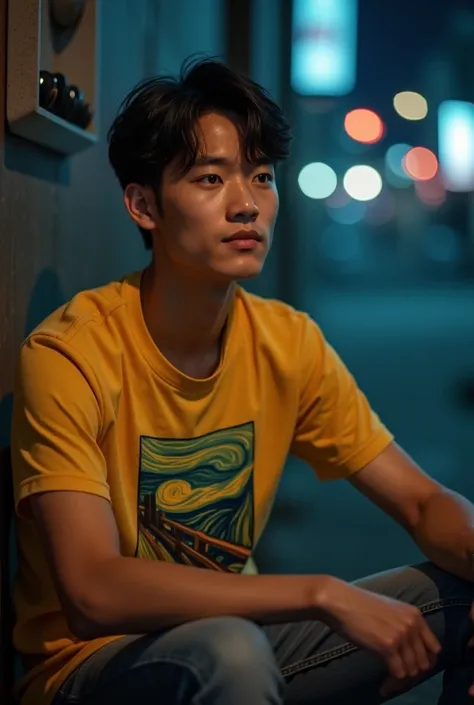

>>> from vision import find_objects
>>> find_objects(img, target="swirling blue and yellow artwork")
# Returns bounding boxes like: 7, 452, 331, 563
136, 422, 254, 573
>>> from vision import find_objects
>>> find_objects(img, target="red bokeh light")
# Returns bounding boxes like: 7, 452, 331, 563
403, 147, 438, 181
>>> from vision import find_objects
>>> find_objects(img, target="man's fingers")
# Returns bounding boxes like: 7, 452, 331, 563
410, 635, 432, 673
380, 621, 440, 699
399, 642, 419, 678
420, 620, 442, 656
386, 650, 406, 680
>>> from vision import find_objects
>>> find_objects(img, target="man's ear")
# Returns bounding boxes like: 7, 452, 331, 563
123, 184, 158, 231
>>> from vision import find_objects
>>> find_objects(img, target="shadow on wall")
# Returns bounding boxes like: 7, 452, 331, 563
25, 267, 66, 336
4, 131, 70, 185
0, 267, 66, 448
0, 394, 13, 449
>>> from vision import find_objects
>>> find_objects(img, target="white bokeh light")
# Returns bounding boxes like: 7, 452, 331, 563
438, 100, 474, 192
343, 165, 383, 201
298, 162, 338, 199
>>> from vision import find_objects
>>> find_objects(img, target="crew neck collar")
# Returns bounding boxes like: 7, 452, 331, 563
122, 270, 240, 397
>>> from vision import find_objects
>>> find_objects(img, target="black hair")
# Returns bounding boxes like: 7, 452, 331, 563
107, 55, 292, 249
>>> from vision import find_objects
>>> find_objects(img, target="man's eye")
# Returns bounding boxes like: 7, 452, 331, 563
254, 173, 274, 184
198, 174, 221, 185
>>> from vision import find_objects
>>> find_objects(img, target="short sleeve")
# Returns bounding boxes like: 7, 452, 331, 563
290, 315, 394, 480
11, 335, 111, 518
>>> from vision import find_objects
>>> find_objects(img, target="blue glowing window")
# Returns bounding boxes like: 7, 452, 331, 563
291, 0, 358, 97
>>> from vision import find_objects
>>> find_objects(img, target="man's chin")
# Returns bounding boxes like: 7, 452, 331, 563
219, 263, 263, 282
218, 255, 265, 281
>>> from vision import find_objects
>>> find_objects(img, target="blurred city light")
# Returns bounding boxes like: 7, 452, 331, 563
326, 187, 350, 209
415, 175, 446, 208
364, 190, 396, 225
343, 165, 383, 201
326, 198, 366, 224
384, 143, 413, 188
393, 91, 428, 121
438, 100, 474, 192
344, 108, 384, 144
338, 128, 373, 154
298, 162, 338, 199
291, 0, 358, 96
385, 171, 412, 189
385, 144, 412, 178
403, 147, 438, 181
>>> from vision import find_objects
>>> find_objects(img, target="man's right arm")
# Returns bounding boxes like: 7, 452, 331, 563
30, 490, 332, 640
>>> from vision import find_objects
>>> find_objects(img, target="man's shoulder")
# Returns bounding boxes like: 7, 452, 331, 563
19, 272, 138, 375
236, 288, 322, 354
25, 273, 134, 345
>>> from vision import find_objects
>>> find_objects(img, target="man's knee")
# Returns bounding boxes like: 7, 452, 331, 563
161, 616, 279, 678
56, 619, 282, 703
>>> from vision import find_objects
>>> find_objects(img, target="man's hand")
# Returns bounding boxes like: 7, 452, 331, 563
320, 580, 441, 696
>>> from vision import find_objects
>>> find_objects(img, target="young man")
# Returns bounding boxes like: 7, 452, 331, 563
10, 58, 474, 705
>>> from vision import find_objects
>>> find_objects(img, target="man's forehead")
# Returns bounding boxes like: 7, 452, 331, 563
192, 112, 273, 167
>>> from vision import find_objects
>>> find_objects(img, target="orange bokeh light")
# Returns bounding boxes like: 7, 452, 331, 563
403, 147, 438, 181
344, 109, 385, 144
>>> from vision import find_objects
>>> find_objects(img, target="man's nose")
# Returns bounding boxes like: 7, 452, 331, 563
226, 184, 260, 223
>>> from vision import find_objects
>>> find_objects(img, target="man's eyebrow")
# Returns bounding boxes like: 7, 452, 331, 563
193, 156, 231, 167
192, 155, 274, 167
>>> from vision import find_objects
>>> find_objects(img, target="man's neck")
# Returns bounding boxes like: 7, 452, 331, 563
140, 260, 236, 377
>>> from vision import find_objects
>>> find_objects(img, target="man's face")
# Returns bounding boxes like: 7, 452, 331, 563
138, 112, 279, 283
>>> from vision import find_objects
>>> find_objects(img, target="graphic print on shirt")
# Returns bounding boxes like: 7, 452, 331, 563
136, 422, 255, 572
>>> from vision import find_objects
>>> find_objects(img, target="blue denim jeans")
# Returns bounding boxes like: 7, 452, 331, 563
52, 562, 474, 704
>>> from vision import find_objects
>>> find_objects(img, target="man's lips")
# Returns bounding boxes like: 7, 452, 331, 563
222, 230, 262, 243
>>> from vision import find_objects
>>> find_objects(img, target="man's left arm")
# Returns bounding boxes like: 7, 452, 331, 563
349, 441, 474, 582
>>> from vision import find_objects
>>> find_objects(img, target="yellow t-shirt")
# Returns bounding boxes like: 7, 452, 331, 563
10, 270, 393, 705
